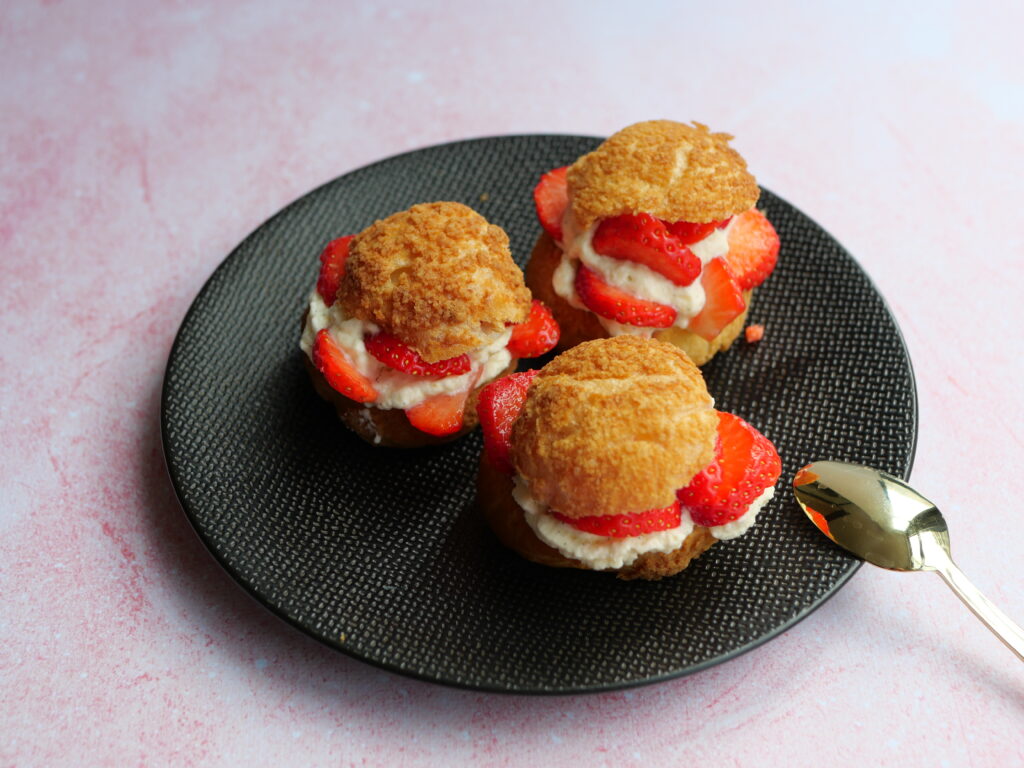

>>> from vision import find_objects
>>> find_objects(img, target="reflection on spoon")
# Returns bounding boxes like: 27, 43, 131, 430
793, 461, 1024, 661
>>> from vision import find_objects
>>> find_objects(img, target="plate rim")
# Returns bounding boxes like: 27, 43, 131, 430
160, 133, 919, 695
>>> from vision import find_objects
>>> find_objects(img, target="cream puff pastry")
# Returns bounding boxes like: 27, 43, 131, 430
301, 201, 559, 447
527, 120, 779, 365
475, 337, 781, 579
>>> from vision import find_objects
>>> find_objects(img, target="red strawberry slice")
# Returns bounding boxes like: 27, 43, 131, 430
365, 331, 470, 377
686, 258, 746, 341
574, 265, 677, 328
724, 209, 779, 289
476, 370, 539, 473
591, 213, 701, 286
677, 411, 781, 527
552, 501, 682, 538
666, 217, 731, 246
533, 166, 569, 241
312, 329, 378, 404
507, 300, 560, 358
316, 235, 355, 306
405, 387, 472, 437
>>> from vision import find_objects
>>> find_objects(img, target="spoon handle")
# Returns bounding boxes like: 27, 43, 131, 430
930, 556, 1024, 662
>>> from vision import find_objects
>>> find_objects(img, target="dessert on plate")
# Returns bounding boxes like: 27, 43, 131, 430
475, 336, 781, 579
300, 201, 559, 448
527, 120, 780, 365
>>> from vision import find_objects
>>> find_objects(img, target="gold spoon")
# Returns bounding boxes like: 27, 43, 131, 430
793, 460, 1024, 661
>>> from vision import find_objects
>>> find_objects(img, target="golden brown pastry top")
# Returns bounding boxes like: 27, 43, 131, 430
565, 120, 759, 233
339, 202, 531, 363
510, 336, 717, 518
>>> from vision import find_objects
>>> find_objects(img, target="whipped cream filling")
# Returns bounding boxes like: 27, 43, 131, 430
512, 474, 776, 570
300, 290, 512, 410
551, 220, 733, 336
512, 476, 696, 571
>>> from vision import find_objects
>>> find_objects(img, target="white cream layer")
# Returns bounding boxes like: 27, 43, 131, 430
511, 475, 775, 569
300, 290, 512, 410
551, 221, 733, 336
512, 476, 696, 571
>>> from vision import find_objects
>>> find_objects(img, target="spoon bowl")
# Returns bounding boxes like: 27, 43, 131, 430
793, 461, 1023, 661
792, 461, 949, 572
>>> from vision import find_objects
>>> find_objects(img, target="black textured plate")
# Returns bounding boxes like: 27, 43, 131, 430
161, 135, 917, 694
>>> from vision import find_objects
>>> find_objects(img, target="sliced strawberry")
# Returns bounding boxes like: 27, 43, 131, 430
677, 411, 781, 527
316, 235, 355, 306
364, 331, 470, 377
312, 329, 377, 403
745, 324, 765, 343
574, 265, 677, 328
552, 501, 682, 538
533, 166, 569, 241
591, 213, 701, 286
507, 300, 560, 358
724, 209, 779, 289
476, 370, 539, 473
665, 217, 731, 246
405, 388, 472, 437
686, 258, 746, 341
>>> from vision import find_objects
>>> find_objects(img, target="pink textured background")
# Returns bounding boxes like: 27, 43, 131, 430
2, 1, 1023, 765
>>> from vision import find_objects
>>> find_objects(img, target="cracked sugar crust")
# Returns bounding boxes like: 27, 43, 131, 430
511, 336, 717, 519
339, 201, 531, 363
566, 120, 759, 232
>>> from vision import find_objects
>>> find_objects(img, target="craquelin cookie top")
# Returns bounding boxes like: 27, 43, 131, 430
566, 120, 759, 233
510, 336, 717, 518
339, 202, 531, 363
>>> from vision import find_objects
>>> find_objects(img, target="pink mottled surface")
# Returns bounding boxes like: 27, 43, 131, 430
2, 1, 1023, 765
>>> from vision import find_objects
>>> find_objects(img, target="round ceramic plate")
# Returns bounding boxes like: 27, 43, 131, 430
161, 135, 917, 694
